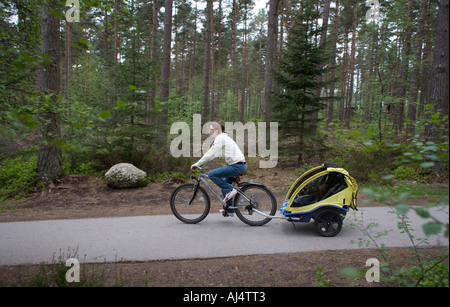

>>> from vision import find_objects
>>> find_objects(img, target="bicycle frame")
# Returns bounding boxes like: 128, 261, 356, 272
191, 171, 284, 221
193, 172, 254, 208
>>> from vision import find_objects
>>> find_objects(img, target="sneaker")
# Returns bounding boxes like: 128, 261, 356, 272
219, 209, 234, 217
223, 188, 238, 202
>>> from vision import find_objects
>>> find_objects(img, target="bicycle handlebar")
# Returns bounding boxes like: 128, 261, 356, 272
191, 166, 203, 179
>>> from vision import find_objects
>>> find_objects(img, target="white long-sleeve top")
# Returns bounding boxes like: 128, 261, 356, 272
194, 133, 245, 167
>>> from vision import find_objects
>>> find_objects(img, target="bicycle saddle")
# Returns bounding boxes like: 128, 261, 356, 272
232, 173, 245, 183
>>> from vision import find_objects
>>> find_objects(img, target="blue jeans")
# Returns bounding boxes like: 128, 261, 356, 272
208, 163, 247, 201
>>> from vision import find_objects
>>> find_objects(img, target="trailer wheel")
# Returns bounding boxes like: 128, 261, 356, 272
314, 209, 343, 237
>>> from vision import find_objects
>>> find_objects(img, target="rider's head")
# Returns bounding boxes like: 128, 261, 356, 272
209, 121, 225, 137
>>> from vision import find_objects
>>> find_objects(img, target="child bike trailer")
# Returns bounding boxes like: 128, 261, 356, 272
280, 163, 358, 237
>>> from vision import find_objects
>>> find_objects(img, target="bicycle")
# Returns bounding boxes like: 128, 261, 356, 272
170, 166, 277, 226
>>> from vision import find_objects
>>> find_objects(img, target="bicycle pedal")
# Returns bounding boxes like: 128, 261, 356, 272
219, 209, 234, 217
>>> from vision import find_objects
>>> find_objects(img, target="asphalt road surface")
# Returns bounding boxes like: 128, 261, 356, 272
0, 206, 448, 266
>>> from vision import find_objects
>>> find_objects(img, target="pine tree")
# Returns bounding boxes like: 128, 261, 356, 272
271, 6, 330, 165
38, 0, 65, 184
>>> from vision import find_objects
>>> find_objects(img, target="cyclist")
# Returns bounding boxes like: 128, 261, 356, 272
190, 121, 246, 216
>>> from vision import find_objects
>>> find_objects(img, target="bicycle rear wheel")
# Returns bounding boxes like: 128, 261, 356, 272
234, 184, 277, 226
170, 183, 210, 224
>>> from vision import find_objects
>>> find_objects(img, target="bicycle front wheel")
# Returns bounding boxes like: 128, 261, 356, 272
170, 183, 210, 224
234, 184, 277, 226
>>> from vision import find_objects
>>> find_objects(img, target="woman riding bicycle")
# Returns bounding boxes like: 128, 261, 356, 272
190, 121, 246, 216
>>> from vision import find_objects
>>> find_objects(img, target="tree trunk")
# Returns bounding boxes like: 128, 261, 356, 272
38, 0, 65, 184
114, 0, 119, 65
231, 0, 238, 98
263, 0, 280, 122
425, 0, 449, 139
418, 0, 433, 118
217, 0, 223, 70
215, 0, 223, 118
258, 17, 264, 80
311, 0, 330, 133
339, 30, 348, 122
210, 3, 216, 120
191, 0, 198, 80
159, 0, 173, 125
279, 0, 285, 52
345, 0, 358, 128
393, 1, 414, 134
327, 0, 339, 123
407, 0, 427, 137
202, 0, 213, 123
174, 10, 179, 96
240, 6, 248, 122
147, 0, 159, 124
64, 22, 71, 101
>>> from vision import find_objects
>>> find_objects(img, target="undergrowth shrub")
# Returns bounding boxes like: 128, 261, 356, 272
332, 145, 393, 183
63, 152, 99, 175
150, 171, 189, 183
0, 154, 38, 201
410, 262, 449, 287
392, 165, 434, 182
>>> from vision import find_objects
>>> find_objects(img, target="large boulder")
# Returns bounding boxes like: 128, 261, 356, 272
105, 163, 147, 189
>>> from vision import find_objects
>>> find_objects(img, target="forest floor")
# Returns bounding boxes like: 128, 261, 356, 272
0, 174, 448, 287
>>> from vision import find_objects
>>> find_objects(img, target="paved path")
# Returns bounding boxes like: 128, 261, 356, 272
0, 206, 448, 266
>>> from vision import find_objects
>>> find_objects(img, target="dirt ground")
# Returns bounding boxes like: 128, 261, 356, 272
0, 175, 448, 287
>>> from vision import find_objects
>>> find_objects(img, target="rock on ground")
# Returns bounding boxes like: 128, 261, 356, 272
105, 163, 147, 189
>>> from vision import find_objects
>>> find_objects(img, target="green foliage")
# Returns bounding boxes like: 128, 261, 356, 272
150, 172, 190, 183
347, 181, 449, 286
0, 153, 38, 201
363, 182, 449, 200
392, 165, 417, 181
318, 109, 448, 184
271, 5, 331, 164
321, 124, 394, 182
169, 96, 201, 123
339, 266, 366, 286
335, 145, 392, 183
217, 92, 240, 122
314, 267, 332, 287
410, 262, 449, 287
383, 251, 450, 287
337, 248, 450, 287
392, 165, 434, 182
63, 158, 98, 175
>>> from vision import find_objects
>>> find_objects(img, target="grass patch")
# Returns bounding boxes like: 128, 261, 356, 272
23, 249, 124, 287
363, 182, 449, 201
149, 171, 190, 183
